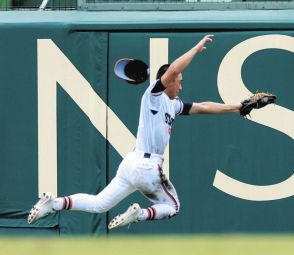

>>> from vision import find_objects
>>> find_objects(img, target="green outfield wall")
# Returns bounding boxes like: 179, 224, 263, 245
0, 10, 293, 235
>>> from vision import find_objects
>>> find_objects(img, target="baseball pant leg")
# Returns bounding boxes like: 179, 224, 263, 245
54, 157, 136, 213
131, 160, 180, 220
66, 175, 136, 213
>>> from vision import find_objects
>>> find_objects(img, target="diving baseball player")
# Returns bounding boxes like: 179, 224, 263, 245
28, 35, 269, 229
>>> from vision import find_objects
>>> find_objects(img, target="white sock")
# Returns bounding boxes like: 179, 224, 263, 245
137, 208, 149, 221
53, 198, 64, 211
138, 204, 177, 221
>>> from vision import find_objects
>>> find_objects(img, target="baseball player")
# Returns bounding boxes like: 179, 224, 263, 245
28, 35, 274, 229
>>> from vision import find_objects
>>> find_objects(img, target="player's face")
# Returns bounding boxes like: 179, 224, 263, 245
164, 73, 183, 99
169, 73, 183, 99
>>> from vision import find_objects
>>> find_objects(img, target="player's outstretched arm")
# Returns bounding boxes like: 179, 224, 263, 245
188, 102, 241, 115
161, 35, 214, 88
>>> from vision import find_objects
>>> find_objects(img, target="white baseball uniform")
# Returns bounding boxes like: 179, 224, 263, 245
55, 80, 185, 221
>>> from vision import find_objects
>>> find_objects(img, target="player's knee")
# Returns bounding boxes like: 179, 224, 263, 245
168, 209, 178, 219
93, 206, 107, 213
169, 204, 180, 218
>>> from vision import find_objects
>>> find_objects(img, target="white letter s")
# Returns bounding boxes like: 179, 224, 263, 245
214, 34, 294, 201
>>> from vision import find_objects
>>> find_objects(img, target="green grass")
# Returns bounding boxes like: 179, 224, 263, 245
1, 235, 294, 255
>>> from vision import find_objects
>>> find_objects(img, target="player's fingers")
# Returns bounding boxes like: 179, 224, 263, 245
206, 35, 214, 42
204, 34, 214, 42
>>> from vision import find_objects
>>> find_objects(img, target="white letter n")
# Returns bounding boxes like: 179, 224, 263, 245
37, 39, 135, 197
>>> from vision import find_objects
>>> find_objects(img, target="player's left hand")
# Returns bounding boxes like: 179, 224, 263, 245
239, 92, 277, 117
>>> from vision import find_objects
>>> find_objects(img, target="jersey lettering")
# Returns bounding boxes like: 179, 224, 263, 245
165, 113, 174, 126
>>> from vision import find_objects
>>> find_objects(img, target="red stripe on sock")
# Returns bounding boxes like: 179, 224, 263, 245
151, 207, 156, 220
62, 198, 66, 210
68, 196, 73, 210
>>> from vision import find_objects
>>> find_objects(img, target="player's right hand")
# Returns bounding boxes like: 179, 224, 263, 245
195, 34, 214, 52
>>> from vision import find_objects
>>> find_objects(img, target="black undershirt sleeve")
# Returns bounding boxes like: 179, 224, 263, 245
180, 102, 193, 115
151, 79, 165, 94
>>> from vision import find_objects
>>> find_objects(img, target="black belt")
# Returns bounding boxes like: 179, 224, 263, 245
144, 153, 151, 158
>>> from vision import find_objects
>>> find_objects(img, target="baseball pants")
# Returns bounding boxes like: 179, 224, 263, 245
65, 150, 180, 220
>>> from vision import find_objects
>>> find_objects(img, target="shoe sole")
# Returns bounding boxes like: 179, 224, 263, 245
28, 193, 53, 224
108, 204, 139, 230
28, 207, 40, 224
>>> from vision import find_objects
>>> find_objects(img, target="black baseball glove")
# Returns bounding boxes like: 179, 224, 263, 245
239, 92, 277, 117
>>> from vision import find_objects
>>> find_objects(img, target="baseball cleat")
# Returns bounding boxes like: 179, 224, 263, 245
28, 192, 55, 224
108, 203, 141, 230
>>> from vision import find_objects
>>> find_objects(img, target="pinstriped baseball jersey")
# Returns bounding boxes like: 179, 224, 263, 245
135, 80, 184, 155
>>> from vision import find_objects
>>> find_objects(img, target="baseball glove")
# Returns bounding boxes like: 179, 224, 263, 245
239, 92, 277, 117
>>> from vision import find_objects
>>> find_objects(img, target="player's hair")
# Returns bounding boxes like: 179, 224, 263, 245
156, 64, 170, 80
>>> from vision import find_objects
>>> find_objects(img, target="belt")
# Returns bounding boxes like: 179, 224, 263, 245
133, 149, 163, 160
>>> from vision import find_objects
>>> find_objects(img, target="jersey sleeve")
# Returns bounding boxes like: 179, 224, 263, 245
173, 97, 193, 115
173, 97, 184, 115
143, 80, 164, 112
147, 79, 165, 96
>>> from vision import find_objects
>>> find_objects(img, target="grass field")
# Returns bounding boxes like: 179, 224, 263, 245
1, 235, 294, 255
